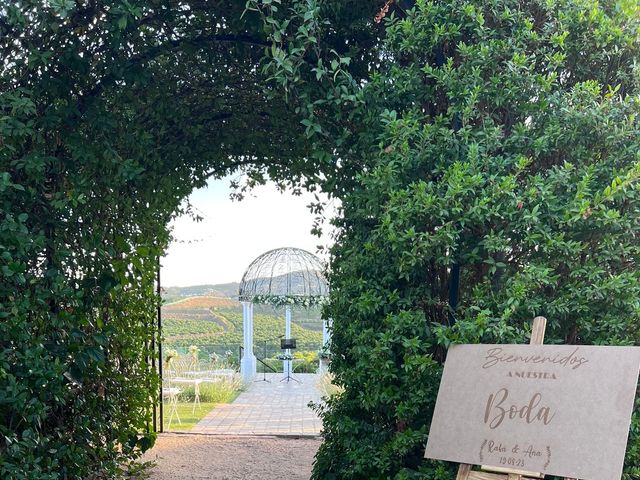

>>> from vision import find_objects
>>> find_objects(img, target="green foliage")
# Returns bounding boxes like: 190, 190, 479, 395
293, 350, 320, 373
3, 0, 639, 478
177, 380, 242, 404
163, 318, 224, 338
164, 310, 323, 351
254, 0, 640, 478
218, 311, 323, 348
260, 355, 319, 373
0, 1, 315, 478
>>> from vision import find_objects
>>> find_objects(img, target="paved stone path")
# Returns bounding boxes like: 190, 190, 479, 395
191, 373, 322, 436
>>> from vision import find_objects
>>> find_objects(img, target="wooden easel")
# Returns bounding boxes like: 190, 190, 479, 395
455, 316, 576, 480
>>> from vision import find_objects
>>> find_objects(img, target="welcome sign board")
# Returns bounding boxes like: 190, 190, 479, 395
424, 344, 640, 480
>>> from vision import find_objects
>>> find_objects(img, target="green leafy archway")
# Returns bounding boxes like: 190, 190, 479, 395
0, 1, 324, 477
2, 1, 640, 479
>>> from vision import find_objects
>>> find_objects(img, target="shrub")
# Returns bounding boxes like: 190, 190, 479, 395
253, 0, 640, 478
0, 1, 313, 477
260, 350, 319, 373
177, 379, 243, 403
315, 372, 344, 399
294, 350, 319, 373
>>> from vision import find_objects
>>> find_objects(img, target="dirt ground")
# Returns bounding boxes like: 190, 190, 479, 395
141, 434, 322, 480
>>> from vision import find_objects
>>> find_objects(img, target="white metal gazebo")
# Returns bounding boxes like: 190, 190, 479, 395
238, 247, 329, 381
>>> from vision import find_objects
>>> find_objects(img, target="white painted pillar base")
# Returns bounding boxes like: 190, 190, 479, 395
240, 301, 256, 381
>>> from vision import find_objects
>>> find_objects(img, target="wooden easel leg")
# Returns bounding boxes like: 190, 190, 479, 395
457, 464, 472, 479
530, 316, 547, 345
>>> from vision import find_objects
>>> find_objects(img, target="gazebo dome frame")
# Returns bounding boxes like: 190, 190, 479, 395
237, 247, 330, 381
238, 247, 328, 305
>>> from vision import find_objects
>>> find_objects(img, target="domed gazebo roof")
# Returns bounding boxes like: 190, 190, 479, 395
238, 247, 328, 303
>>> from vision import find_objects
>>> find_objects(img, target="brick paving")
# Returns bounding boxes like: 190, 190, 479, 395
191, 373, 322, 436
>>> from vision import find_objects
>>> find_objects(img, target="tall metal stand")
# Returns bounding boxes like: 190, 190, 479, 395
279, 337, 300, 383
255, 340, 272, 383
280, 358, 300, 383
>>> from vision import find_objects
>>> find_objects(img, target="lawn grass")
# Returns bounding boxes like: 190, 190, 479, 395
163, 402, 218, 431
163, 386, 243, 431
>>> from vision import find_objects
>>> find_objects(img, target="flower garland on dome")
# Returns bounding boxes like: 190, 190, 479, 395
251, 294, 326, 308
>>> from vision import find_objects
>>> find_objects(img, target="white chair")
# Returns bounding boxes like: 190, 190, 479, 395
162, 387, 182, 429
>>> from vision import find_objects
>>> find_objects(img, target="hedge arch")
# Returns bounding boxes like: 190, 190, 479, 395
3, 1, 640, 480
0, 2, 354, 477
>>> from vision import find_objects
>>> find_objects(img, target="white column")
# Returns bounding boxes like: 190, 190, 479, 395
285, 305, 292, 338
322, 318, 331, 347
284, 305, 292, 375
240, 301, 256, 381
319, 318, 332, 374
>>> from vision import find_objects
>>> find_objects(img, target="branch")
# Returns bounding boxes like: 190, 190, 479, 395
77, 33, 267, 115
129, 33, 269, 64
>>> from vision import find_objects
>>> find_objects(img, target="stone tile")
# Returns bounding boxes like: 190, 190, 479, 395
192, 373, 323, 436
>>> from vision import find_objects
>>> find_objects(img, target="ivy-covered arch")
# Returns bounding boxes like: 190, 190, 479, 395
0, 1, 341, 478
3, 1, 640, 479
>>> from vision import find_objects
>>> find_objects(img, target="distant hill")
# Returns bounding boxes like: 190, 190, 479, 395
164, 295, 239, 309
162, 283, 240, 302
161, 281, 323, 324
162, 273, 327, 301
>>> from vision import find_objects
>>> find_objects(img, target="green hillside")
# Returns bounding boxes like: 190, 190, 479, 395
162, 283, 240, 302
163, 318, 224, 338
163, 306, 323, 362
162, 283, 323, 322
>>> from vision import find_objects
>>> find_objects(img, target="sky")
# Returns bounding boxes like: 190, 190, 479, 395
161, 176, 336, 287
